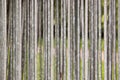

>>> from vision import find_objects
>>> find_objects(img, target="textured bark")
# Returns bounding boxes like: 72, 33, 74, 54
0, 0, 7, 80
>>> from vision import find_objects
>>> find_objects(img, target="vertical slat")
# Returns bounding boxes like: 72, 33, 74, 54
61, 0, 64, 79
56, 0, 60, 79
108, 0, 112, 79
26, 0, 30, 79
12, 0, 22, 80
51, 0, 54, 79
8, 0, 13, 79
43, 0, 45, 79
70, 0, 73, 79
85, 0, 88, 79
118, 0, 120, 79
47, 0, 51, 79
72, 0, 76, 79
63, 0, 66, 80
28, 0, 37, 80
35, 0, 37, 80
111, 0, 116, 79
12, 0, 16, 79
75, 0, 80, 79
81, 0, 85, 79
67, 0, 71, 79
0, 0, 7, 80
61, 0, 67, 79
98, 0, 102, 79
22, 0, 27, 79
44, 0, 48, 79
93, 0, 98, 80
89, 0, 94, 79
37, 0, 43, 79
104, 0, 107, 79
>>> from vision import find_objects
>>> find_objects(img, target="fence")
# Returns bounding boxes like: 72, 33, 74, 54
0, 0, 120, 80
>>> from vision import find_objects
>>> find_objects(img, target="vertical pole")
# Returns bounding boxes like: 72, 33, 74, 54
89, 0, 94, 79
118, 0, 120, 79
98, 0, 102, 79
93, 0, 98, 79
85, 0, 88, 79
104, 0, 107, 79
51, 0, 54, 79
0, 0, 7, 80
81, 0, 85, 79
67, 0, 71, 79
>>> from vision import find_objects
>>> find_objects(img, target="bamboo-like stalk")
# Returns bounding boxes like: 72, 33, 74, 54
0, 0, 7, 80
